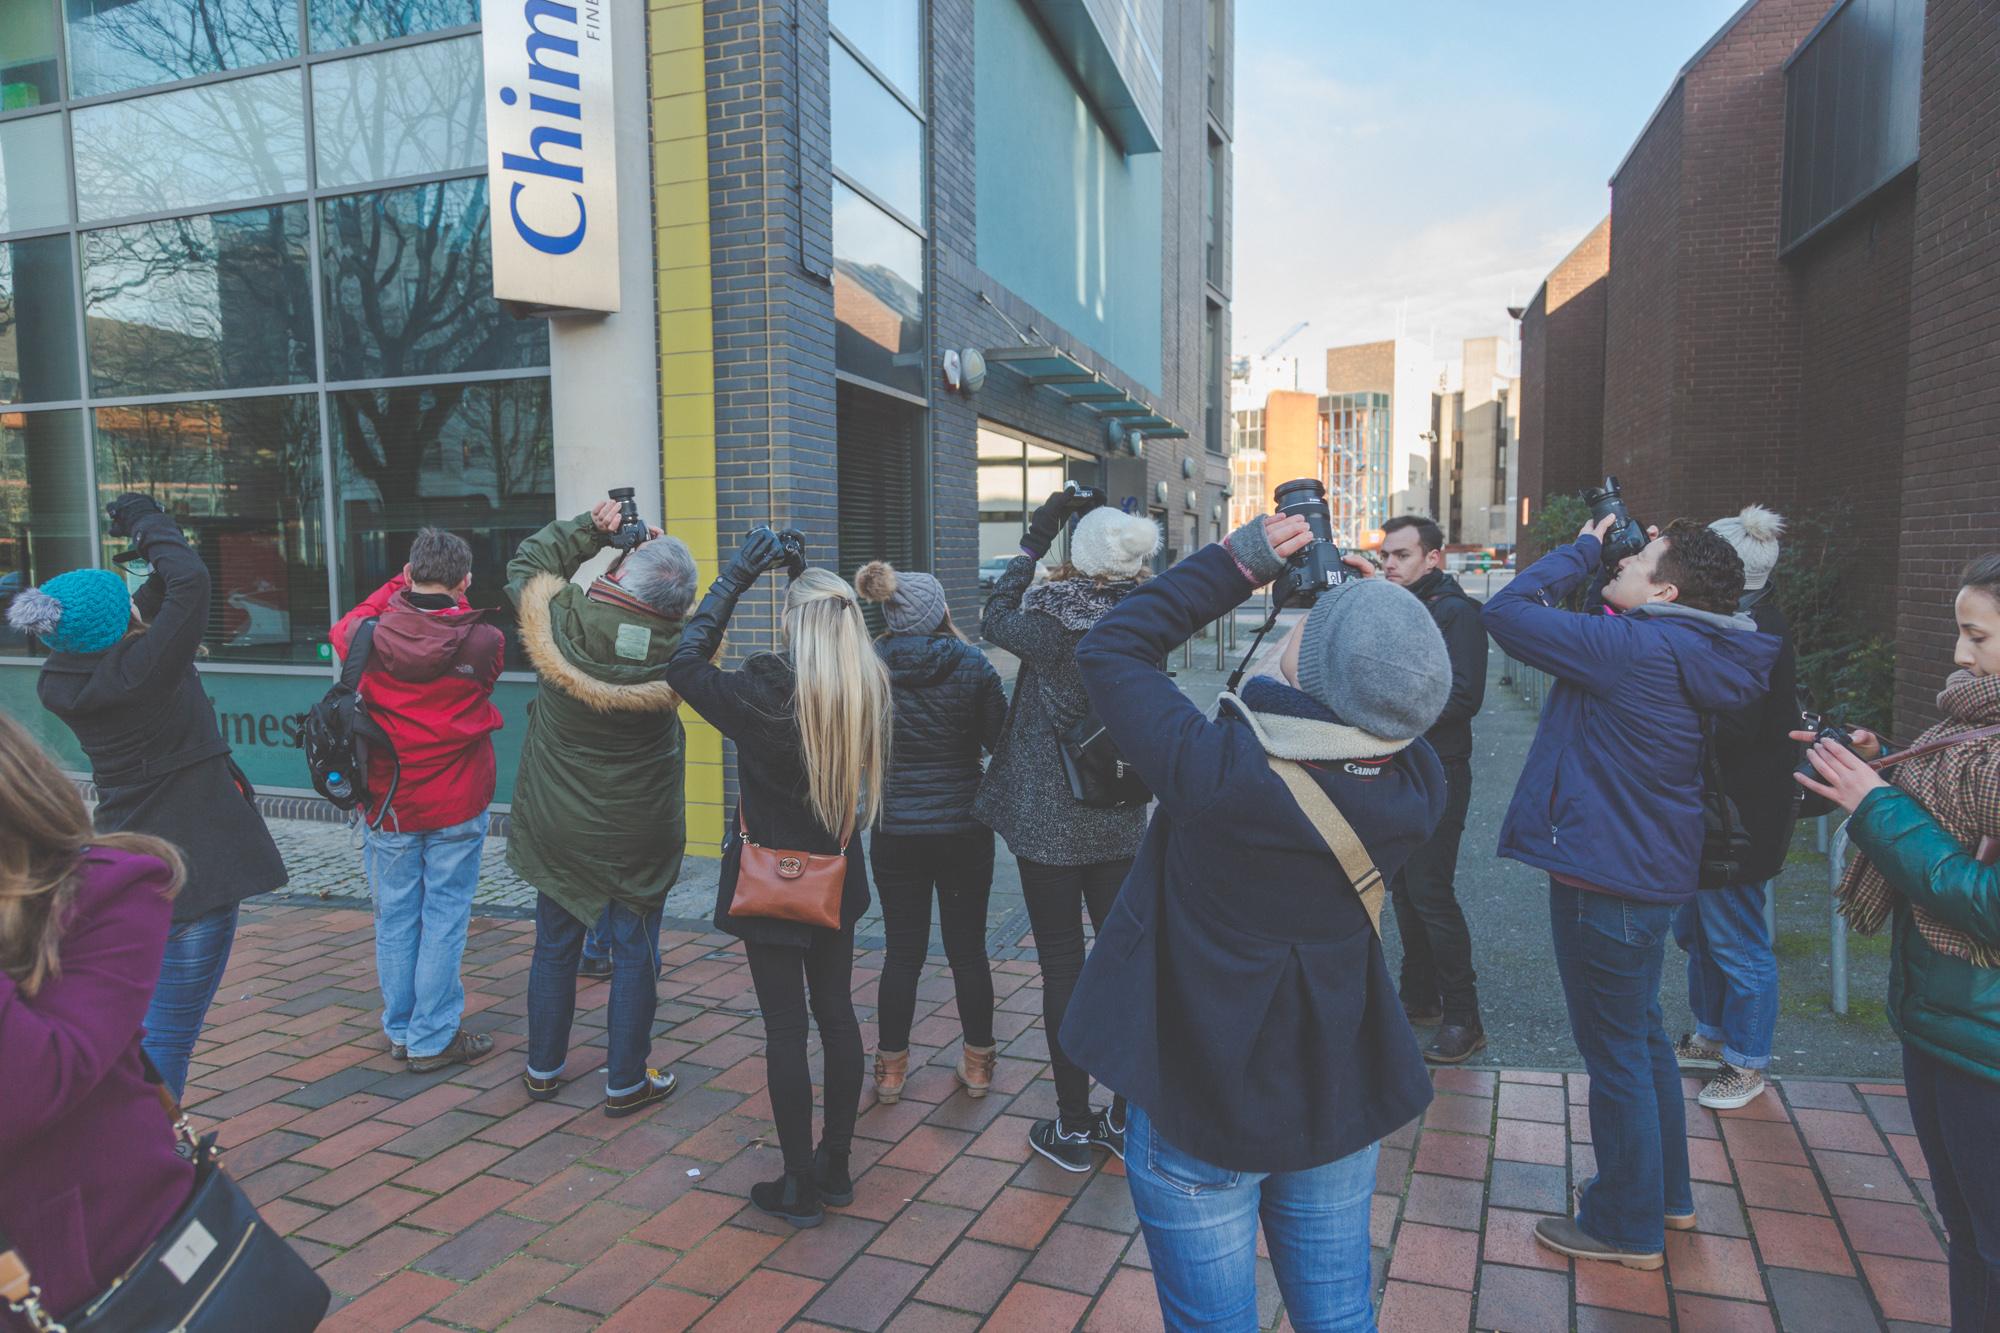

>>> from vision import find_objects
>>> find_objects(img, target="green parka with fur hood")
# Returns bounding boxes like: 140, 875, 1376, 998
504, 514, 687, 926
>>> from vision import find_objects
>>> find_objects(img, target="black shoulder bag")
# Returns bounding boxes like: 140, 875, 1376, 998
1055, 706, 1153, 810
1697, 711, 1756, 891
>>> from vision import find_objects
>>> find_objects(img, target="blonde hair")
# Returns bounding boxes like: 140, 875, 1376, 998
784, 568, 894, 838
0, 711, 184, 996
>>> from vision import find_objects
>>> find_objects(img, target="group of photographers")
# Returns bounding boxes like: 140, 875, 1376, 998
9, 470, 2000, 1332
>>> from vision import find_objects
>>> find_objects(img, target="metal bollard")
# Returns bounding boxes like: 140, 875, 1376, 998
1816, 815, 1827, 853
1215, 618, 1224, 670
1764, 879, 1777, 944
1829, 821, 1849, 1016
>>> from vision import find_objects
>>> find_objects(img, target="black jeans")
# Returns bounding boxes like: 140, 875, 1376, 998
1390, 755, 1480, 1026
1017, 854, 1133, 1131
745, 927, 864, 1174
1905, 1041, 2000, 1330
872, 829, 996, 1052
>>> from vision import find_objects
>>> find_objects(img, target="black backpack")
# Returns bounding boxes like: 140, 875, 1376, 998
1696, 711, 1755, 890
1055, 706, 1152, 810
292, 619, 400, 827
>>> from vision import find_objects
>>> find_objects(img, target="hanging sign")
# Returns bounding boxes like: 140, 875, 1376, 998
482, 0, 620, 313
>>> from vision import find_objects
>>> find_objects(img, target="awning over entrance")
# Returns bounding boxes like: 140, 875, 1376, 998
983, 345, 1190, 448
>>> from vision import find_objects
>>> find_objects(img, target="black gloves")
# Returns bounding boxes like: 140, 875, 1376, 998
1022, 486, 1105, 559
717, 527, 804, 594
106, 492, 165, 540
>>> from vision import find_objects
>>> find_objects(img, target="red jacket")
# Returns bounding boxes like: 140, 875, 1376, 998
331, 575, 505, 831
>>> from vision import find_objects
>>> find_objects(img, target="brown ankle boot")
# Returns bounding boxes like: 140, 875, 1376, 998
872, 1048, 909, 1105
955, 1042, 997, 1098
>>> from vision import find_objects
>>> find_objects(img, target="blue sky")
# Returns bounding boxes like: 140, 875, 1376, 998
1231, 0, 1752, 378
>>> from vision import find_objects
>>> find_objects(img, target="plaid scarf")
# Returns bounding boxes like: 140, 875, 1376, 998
1837, 670, 2000, 967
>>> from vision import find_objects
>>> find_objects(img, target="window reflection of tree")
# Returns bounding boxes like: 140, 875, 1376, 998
308, 0, 476, 56
71, 72, 306, 222
63, 0, 297, 97
312, 36, 483, 188
83, 205, 313, 397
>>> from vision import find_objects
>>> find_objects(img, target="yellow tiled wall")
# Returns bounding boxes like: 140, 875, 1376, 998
649, 0, 722, 854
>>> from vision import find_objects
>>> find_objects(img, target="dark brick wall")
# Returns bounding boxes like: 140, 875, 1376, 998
1516, 218, 1609, 558
1896, 0, 2000, 738
1602, 83, 1682, 523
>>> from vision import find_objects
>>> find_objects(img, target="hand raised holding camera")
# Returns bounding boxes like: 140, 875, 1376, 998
719, 527, 791, 593
591, 500, 662, 543
106, 491, 165, 540
1021, 490, 1075, 559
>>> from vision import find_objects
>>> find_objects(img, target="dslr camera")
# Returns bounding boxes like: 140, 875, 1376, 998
605, 487, 649, 552
1580, 475, 1649, 568
1272, 477, 1358, 606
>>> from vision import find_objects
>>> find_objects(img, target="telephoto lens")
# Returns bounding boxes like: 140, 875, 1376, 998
1579, 475, 1648, 567
1271, 477, 1356, 606
605, 487, 648, 551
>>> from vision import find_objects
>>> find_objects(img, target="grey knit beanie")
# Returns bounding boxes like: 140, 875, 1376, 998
854, 561, 948, 635
1293, 579, 1452, 742
1708, 504, 1784, 591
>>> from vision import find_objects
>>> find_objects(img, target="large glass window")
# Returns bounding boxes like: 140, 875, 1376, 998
309, 0, 477, 55
0, 113, 68, 232
830, 40, 921, 223
0, 235, 81, 402
0, 407, 91, 652
321, 178, 547, 381
64, 0, 297, 98
831, 182, 923, 400
829, 0, 919, 103
92, 393, 327, 662
83, 203, 313, 396
312, 34, 484, 189
1, 0, 62, 107
332, 375, 549, 667
72, 69, 308, 222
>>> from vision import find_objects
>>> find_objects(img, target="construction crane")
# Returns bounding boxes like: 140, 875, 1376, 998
1260, 321, 1309, 359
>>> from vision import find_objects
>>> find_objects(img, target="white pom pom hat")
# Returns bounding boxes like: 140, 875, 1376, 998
1708, 504, 1785, 590
1070, 506, 1162, 579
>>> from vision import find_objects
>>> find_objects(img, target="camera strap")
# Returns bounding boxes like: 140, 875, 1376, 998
1269, 758, 1384, 936
1225, 593, 1289, 694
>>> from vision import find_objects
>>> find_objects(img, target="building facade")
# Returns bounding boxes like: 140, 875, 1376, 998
1516, 0, 1997, 738
0, 0, 1234, 851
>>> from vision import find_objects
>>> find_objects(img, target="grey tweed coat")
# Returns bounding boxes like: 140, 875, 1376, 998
971, 555, 1148, 866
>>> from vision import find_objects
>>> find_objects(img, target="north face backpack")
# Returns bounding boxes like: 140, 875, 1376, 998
291, 618, 400, 826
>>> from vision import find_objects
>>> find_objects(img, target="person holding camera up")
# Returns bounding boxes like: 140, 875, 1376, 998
331, 528, 506, 1073
1671, 506, 1794, 1110
666, 529, 889, 1229
1484, 506, 1778, 1270
1794, 553, 2000, 1331
10, 494, 286, 1097
1342, 515, 1490, 1064
973, 486, 1159, 1170
1059, 495, 1450, 1331
856, 561, 1008, 1104
508, 499, 699, 1118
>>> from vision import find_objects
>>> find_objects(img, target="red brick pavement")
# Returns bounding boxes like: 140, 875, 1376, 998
184, 904, 1951, 1332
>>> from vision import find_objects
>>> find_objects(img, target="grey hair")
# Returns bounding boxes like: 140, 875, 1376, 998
622, 534, 698, 619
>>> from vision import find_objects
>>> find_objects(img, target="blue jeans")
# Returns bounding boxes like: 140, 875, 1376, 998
1549, 879, 1692, 1254
365, 812, 488, 1058
1125, 1104, 1379, 1333
527, 894, 663, 1096
143, 903, 239, 1099
582, 904, 663, 963
1673, 880, 1777, 1069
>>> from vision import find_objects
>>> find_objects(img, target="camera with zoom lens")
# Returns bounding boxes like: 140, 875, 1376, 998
1580, 475, 1649, 568
1794, 712, 1864, 789
1272, 477, 1357, 606
605, 487, 649, 552
1063, 481, 1107, 514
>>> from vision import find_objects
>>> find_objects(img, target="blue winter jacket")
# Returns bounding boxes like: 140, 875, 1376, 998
1060, 544, 1444, 1174
1482, 536, 1780, 905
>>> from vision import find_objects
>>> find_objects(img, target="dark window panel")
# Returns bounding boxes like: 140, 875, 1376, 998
0, 407, 92, 654
320, 178, 549, 382
1, 0, 63, 106
1780, 0, 1923, 250
63, 0, 298, 98
831, 182, 924, 400
0, 234, 83, 403
83, 203, 314, 397
836, 378, 925, 633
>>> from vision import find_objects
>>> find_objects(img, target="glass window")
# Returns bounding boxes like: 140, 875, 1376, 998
0, 407, 91, 652
72, 69, 307, 223
331, 375, 550, 667
309, 0, 476, 55
830, 39, 921, 223
0, 235, 80, 402
829, 0, 919, 105
976, 427, 1024, 564
91, 392, 327, 664
83, 203, 313, 397
312, 34, 484, 189
63, 0, 297, 98
0, 113, 68, 234
320, 178, 548, 382
831, 181, 922, 399
1, 0, 62, 107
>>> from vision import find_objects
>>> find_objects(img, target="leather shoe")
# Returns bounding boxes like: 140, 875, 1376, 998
1424, 1024, 1487, 1065
1402, 1002, 1444, 1025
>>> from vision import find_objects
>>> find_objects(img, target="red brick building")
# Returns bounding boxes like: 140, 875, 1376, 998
1518, 0, 1998, 738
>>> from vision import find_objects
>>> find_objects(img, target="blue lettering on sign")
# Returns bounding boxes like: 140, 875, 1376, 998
504, 0, 588, 252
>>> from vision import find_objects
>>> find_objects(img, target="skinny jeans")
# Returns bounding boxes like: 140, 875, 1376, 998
1016, 854, 1133, 1130
871, 829, 996, 1052
745, 927, 865, 1174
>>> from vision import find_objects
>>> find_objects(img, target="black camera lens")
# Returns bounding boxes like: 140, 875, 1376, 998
1580, 475, 1648, 567
606, 487, 648, 552
1274, 478, 1334, 542
608, 487, 635, 501
1270, 477, 1354, 606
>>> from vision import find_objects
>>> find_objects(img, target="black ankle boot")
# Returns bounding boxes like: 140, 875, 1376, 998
813, 1148, 853, 1206
751, 1169, 824, 1228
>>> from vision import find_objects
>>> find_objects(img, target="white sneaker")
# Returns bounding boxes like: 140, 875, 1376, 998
1697, 1063, 1765, 1110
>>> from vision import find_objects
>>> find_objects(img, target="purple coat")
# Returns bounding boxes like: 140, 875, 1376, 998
0, 848, 193, 1319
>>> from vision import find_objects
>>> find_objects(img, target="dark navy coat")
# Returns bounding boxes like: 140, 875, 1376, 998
1482, 536, 1781, 905
874, 634, 1007, 836
1060, 544, 1444, 1174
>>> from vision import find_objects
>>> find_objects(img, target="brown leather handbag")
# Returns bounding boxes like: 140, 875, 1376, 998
728, 807, 847, 929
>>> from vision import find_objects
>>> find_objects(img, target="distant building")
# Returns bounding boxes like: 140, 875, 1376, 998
1326, 338, 1443, 520
1431, 337, 1521, 550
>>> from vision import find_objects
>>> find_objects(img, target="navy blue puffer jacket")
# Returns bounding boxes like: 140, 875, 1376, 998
876, 634, 1008, 836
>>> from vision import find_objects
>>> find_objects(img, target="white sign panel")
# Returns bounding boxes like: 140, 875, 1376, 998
482, 0, 620, 312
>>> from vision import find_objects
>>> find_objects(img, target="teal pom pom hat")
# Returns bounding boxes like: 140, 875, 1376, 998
6, 568, 133, 654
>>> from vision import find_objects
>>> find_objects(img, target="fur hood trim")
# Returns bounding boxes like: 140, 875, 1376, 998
517, 573, 681, 713
1021, 576, 1133, 632
1217, 690, 1413, 762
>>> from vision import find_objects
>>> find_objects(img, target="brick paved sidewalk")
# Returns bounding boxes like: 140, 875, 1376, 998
186, 903, 1951, 1332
